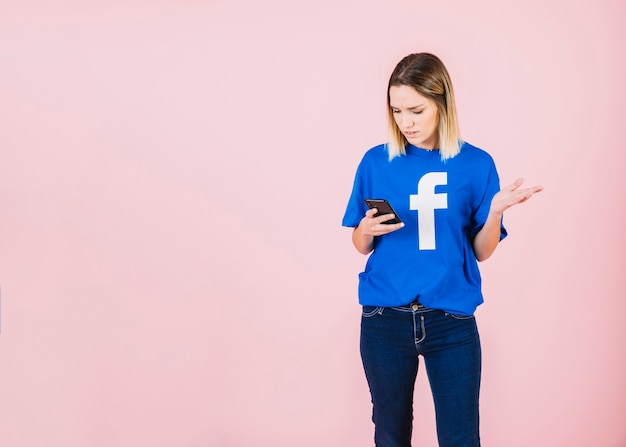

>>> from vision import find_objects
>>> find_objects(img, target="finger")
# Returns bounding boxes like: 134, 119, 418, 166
376, 213, 397, 224
508, 186, 543, 206
389, 222, 405, 231
365, 208, 378, 218
520, 185, 544, 199
505, 178, 525, 191
373, 221, 404, 235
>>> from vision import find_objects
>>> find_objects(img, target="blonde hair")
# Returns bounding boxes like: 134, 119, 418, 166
386, 53, 463, 161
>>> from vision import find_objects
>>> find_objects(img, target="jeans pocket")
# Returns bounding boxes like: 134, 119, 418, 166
445, 312, 475, 320
362, 306, 384, 317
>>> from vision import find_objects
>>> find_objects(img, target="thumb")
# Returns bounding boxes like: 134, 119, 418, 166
507, 178, 524, 191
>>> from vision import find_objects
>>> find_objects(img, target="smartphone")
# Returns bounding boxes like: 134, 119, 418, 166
364, 199, 402, 224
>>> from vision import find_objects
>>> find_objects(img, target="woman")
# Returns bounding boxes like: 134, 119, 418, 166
342, 53, 542, 447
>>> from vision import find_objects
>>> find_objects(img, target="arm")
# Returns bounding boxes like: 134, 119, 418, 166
352, 208, 405, 255
473, 178, 543, 262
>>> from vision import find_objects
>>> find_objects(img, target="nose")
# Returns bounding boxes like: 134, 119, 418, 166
401, 112, 413, 128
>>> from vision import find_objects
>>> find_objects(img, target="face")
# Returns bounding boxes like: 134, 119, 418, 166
389, 85, 439, 150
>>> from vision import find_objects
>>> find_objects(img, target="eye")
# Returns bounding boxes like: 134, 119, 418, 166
412, 110, 423, 115
391, 109, 400, 114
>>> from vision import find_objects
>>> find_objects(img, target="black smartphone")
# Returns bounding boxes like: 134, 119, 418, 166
364, 199, 402, 224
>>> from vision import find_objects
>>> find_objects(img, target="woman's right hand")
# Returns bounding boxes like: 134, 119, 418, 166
358, 208, 405, 236
352, 208, 405, 255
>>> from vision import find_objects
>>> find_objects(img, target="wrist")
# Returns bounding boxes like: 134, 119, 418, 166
487, 209, 503, 221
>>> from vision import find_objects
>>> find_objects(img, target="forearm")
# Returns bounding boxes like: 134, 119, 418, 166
352, 225, 375, 255
472, 212, 503, 262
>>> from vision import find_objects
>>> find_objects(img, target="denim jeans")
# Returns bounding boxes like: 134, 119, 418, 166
360, 303, 481, 447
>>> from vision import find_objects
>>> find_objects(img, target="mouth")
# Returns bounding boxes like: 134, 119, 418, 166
404, 131, 418, 138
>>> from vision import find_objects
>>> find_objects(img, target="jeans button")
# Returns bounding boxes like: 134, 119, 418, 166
412, 304, 418, 311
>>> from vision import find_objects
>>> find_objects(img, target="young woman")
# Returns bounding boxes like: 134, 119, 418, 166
342, 53, 542, 447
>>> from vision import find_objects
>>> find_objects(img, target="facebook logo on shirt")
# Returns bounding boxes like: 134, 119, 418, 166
409, 172, 448, 250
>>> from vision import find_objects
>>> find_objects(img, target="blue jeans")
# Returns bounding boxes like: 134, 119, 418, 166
360, 303, 481, 447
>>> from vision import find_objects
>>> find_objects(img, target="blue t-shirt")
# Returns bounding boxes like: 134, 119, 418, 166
342, 142, 507, 315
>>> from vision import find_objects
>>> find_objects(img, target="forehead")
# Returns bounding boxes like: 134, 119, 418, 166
389, 85, 433, 108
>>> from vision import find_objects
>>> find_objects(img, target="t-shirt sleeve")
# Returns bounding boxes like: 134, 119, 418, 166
469, 155, 508, 240
342, 159, 368, 228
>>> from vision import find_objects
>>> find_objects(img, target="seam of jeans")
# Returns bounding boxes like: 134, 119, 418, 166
362, 306, 384, 317
414, 314, 426, 344
444, 312, 475, 320
391, 306, 436, 314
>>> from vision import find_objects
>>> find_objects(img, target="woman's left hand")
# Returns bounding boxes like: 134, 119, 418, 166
490, 178, 543, 216
473, 178, 543, 261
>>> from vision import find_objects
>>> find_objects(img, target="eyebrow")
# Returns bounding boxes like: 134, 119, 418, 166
390, 104, 425, 110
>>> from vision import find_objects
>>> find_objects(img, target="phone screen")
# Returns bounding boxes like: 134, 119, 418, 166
364, 199, 402, 224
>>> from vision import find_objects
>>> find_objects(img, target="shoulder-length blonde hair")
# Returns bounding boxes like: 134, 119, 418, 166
386, 53, 463, 161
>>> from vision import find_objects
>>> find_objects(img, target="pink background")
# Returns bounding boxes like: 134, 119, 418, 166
1, 0, 625, 446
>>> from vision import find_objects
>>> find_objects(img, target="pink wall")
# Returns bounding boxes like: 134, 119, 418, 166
1, 1, 625, 446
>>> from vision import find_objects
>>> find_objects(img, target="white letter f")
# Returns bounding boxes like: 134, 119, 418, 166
409, 172, 448, 250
